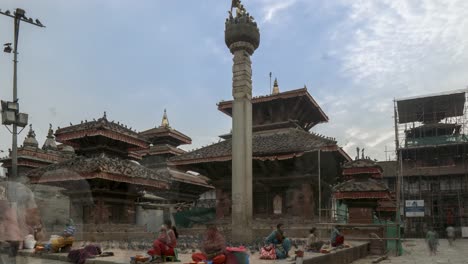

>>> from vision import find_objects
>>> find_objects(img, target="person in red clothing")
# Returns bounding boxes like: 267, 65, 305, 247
148, 220, 178, 261
192, 225, 227, 264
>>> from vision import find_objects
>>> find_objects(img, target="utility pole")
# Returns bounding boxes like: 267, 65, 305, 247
269, 72, 272, 94
318, 149, 321, 222
0, 8, 45, 180
393, 99, 402, 256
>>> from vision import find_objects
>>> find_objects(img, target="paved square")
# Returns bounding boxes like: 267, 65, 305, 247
353, 239, 468, 264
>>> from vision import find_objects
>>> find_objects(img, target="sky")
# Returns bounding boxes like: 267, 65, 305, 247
0, 0, 468, 161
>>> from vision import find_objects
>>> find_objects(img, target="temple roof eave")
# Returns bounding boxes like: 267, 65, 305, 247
169, 128, 348, 165
26, 155, 171, 189
56, 129, 149, 150
217, 88, 329, 123
139, 127, 192, 146
169, 145, 346, 166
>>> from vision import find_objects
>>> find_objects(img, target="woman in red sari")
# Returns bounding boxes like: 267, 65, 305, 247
148, 220, 178, 260
192, 225, 227, 264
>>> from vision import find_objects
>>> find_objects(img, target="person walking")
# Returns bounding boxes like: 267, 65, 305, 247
426, 227, 439, 256
446, 226, 455, 246
0, 179, 44, 264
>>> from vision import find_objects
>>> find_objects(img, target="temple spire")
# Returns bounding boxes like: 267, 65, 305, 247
272, 78, 280, 95
23, 124, 39, 148
28, 124, 36, 138
47, 124, 53, 138
161, 109, 170, 128
42, 124, 58, 151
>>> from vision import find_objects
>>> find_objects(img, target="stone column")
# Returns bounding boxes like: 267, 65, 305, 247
225, 2, 260, 243
230, 42, 254, 242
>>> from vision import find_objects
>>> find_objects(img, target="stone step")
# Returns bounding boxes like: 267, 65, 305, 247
48, 224, 147, 233
75, 232, 154, 241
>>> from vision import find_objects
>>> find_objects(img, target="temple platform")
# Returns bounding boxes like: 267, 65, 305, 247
16, 241, 369, 264
45, 224, 154, 241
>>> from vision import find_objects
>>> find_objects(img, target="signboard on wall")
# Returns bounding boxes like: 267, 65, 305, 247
405, 200, 424, 217
462, 227, 468, 238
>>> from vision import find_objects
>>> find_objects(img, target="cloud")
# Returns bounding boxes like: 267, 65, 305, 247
204, 38, 230, 62
309, 0, 468, 160
260, 0, 297, 23
335, 0, 468, 90
366, 131, 394, 148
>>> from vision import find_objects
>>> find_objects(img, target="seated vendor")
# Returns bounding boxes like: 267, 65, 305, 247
306, 228, 324, 251
192, 225, 226, 264
50, 218, 76, 253
330, 226, 344, 247
265, 223, 291, 259
148, 220, 178, 261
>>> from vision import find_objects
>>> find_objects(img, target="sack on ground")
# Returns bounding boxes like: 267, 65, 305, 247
260, 244, 276, 260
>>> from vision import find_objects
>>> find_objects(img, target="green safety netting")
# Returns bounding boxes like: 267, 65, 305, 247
374, 218, 403, 256
173, 208, 216, 228
406, 135, 468, 147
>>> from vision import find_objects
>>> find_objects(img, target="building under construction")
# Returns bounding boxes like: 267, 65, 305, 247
392, 89, 468, 237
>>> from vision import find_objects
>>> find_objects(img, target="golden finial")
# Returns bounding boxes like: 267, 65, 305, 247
161, 109, 170, 127
272, 78, 280, 95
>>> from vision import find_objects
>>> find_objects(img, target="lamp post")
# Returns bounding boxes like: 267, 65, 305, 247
0, 8, 45, 179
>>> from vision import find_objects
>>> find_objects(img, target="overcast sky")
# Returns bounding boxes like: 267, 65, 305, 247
0, 0, 467, 161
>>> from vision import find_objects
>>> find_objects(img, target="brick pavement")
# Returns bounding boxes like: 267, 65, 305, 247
352, 239, 468, 264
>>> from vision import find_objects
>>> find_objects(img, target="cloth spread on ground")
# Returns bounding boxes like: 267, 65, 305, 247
67, 244, 102, 264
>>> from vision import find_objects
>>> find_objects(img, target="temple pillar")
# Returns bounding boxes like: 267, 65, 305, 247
302, 183, 314, 219
216, 188, 225, 219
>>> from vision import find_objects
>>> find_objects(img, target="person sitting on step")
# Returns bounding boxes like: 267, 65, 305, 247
330, 225, 344, 247
148, 220, 178, 262
265, 223, 291, 259
306, 228, 324, 252
192, 225, 227, 264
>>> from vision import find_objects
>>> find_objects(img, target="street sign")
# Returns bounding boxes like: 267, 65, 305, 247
405, 200, 424, 217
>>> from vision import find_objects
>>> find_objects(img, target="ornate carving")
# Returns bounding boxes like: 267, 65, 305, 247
225, 0, 260, 55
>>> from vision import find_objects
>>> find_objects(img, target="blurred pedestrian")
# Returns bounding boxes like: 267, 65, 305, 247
426, 227, 439, 256
446, 226, 455, 246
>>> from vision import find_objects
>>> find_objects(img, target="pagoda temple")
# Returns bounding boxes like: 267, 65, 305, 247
333, 149, 396, 224
26, 112, 211, 227
1, 124, 74, 177
332, 150, 398, 255
170, 81, 351, 221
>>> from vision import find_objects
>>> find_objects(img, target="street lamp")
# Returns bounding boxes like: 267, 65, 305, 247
0, 8, 45, 179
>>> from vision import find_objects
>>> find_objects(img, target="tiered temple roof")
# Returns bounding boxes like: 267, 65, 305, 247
217, 86, 329, 131
334, 155, 396, 214
139, 109, 191, 156
27, 113, 170, 191
342, 159, 383, 179
138, 110, 213, 199
334, 158, 390, 200
54, 112, 148, 158
171, 86, 349, 166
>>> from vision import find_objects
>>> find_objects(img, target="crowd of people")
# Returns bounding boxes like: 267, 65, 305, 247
145, 222, 347, 263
